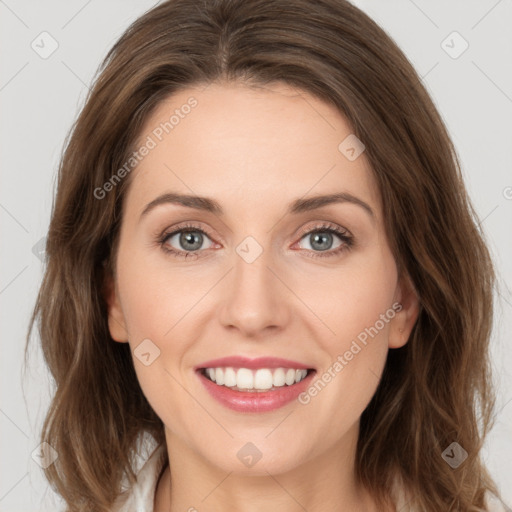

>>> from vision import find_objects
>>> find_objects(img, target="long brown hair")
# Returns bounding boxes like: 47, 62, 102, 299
26, 0, 500, 510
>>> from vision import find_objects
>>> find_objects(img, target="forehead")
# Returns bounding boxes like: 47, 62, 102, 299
125, 81, 381, 220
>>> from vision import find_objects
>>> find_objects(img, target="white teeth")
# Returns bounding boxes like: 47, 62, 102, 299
285, 368, 296, 385
224, 367, 237, 387
236, 368, 254, 389
273, 368, 286, 387
215, 367, 224, 385
203, 367, 309, 390
254, 369, 273, 390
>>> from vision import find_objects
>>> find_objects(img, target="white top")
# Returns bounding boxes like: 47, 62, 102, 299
112, 442, 167, 512
112, 442, 508, 512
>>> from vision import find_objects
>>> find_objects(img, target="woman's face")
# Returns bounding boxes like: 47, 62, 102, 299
106, 81, 418, 476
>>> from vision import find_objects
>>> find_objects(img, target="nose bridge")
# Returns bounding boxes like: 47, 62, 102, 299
218, 236, 290, 335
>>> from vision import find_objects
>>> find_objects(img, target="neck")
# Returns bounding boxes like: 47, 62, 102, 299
154, 424, 387, 512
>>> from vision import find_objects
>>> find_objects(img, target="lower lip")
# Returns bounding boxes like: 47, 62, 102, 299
196, 369, 316, 413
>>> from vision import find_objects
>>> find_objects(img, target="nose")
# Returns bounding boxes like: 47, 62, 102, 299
218, 248, 291, 337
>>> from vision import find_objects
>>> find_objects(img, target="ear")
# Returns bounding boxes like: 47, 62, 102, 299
103, 271, 129, 343
389, 272, 420, 349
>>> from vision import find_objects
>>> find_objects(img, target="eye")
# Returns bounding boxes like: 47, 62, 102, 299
158, 223, 216, 259
157, 221, 354, 260
294, 222, 354, 258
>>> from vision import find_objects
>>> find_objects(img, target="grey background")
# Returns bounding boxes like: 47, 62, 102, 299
1, 0, 511, 510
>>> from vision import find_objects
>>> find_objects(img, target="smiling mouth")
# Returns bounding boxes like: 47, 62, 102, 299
198, 367, 316, 392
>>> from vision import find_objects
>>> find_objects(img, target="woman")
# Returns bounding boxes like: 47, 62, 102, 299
27, 0, 506, 510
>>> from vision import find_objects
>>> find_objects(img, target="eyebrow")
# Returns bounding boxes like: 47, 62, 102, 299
140, 191, 374, 220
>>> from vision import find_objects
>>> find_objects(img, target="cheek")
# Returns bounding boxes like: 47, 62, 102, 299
293, 243, 398, 352
115, 249, 193, 425
297, 314, 391, 457
116, 245, 188, 341
115, 242, 203, 383
294, 246, 397, 417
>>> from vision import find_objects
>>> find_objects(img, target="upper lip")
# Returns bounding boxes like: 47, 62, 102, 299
195, 356, 315, 371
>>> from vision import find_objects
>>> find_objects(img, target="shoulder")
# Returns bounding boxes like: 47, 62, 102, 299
111, 442, 167, 512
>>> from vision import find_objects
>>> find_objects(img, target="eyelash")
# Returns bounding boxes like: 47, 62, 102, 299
157, 222, 354, 260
